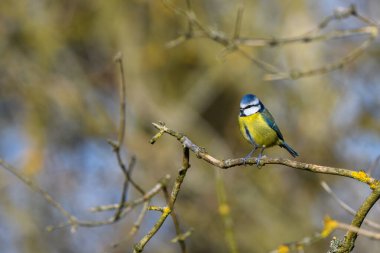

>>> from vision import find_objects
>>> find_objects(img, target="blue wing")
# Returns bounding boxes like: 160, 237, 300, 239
244, 125, 256, 146
261, 108, 284, 141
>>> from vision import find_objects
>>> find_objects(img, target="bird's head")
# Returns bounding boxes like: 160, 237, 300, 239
239, 94, 263, 117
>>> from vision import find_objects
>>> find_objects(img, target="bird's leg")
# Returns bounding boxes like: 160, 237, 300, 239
256, 146, 266, 167
243, 146, 257, 165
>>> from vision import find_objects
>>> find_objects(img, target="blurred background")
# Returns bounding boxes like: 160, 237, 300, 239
1, 0, 380, 252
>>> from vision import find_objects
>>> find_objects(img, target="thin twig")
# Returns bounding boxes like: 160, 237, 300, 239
91, 174, 170, 212
238, 27, 375, 47
164, 0, 280, 74
306, 5, 358, 35
129, 201, 151, 237
0, 158, 79, 232
337, 222, 380, 240
185, 0, 193, 35
114, 52, 127, 147
0, 157, 139, 232
112, 53, 145, 221
113, 156, 137, 221
49, 175, 170, 231
171, 228, 194, 243
164, 1, 378, 80
163, 185, 187, 253
321, 181, 380, 230
110, 201, 151, 249
264, 26, 377, 80
133, 147, 190, 253
233, 5, 244, 40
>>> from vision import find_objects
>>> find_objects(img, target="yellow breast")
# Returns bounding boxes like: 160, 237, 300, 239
238, 113, 279, 147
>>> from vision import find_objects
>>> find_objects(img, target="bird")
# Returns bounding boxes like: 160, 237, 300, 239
238, 94, 298, 164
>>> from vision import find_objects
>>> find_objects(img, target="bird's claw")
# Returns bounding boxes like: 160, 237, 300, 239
255, 154, 267, 168
242, 156, 249, 166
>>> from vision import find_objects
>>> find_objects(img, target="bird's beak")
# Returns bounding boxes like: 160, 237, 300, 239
239, 109, 245, 117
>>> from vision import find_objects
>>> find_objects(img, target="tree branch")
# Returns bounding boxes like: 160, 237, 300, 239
0, 158, 79, 232
321, 181, 380, 230
164, 1, 378, 80
150, 121, 380, 252
162, 185, 187, 253
150, 122, 379, 187
133, 147, 191, 253
111, 53, 145, 222
338, 187, 380, 252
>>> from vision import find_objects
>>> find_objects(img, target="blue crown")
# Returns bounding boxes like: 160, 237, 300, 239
240, 94, 259, 108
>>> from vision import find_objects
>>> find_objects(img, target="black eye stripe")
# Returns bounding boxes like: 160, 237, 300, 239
244, 104, 257, 109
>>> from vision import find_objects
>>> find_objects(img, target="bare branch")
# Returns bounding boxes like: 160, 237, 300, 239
150, 122, 379, 187
164, 2, 379, 80
233, 5, 244, 40
0, 158, 79, 232
171, 228, 194, 243
323, 216, 380, 242
114, 52, 127, 148
321, 181, 380, 230
133, 147, 191, 253
48, 175, 170, 231
264, 27, 377, 81
129, 201, 151, 237
340, 188, 380, 251
150, 121, 380, 252
91, 175, 170, 212
337, 222, 380, 240
163, 185, 187, 253
133, 207, 172, 253
111, 53, 145, 221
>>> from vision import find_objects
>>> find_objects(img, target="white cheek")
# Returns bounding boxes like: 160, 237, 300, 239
244, 106, 260, 115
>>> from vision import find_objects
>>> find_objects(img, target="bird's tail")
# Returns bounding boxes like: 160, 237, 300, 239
279, 141, 299, 158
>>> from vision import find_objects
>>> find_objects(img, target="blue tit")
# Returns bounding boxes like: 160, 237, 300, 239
238, 94, 299, 162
